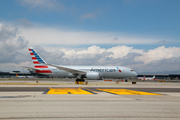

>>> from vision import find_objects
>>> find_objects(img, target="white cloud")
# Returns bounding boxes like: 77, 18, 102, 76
135, 46, 180, 64
107, 45, 143, 58
1, 22, 180, 73
60, 45, 143, 60
0, 23, 29, 65
19, 26, 164, 47
18, 0, 64, 11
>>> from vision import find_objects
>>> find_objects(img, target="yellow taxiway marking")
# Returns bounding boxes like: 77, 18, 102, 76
47, 88, 93, 94
98, 89, 161, 95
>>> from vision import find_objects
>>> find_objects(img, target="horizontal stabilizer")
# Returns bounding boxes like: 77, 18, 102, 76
22, 66, 40, 71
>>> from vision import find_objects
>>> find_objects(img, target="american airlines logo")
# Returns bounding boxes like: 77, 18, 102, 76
116, 67, 122, 72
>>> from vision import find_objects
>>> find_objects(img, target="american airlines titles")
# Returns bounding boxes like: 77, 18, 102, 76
90, 68, 117, 72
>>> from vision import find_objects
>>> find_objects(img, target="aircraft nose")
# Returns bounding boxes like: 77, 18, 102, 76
129, 69, 138, 77
134, 72, 138, 77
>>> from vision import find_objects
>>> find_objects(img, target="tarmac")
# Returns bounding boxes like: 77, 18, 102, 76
0, 80, 180, 120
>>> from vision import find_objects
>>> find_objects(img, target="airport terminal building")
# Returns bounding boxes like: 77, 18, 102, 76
0, 71, 49, 78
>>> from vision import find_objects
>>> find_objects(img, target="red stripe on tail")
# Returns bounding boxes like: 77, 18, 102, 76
35, 66, 48, 68
32, 57, 37, 60
30, 53, 34, 55
33, 61, 40, 64
35, 70, 52, 73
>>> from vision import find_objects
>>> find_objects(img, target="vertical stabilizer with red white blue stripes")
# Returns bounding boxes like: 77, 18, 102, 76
29, 49, 52, 73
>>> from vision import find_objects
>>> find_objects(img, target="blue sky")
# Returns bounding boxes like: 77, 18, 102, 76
0, 0, 179, 50
0, 0, 180, 72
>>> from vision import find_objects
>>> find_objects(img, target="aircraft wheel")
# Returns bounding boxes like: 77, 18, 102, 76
76, 79, 85, 83
75, 79, 79, 84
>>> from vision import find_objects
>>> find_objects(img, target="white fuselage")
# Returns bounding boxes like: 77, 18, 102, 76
33, 65, 137, 79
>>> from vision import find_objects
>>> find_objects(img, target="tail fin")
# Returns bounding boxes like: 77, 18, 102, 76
28, 48, 48, 69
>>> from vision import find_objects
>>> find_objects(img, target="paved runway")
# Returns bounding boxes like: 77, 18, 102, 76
0, 82, 180, 119
0, 87, 180, 92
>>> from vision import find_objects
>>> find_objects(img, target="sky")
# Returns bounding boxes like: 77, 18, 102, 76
0, 0, 180, 73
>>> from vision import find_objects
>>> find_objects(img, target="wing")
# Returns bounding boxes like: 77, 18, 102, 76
44, 63, 87, 76
22, 66, 43, 72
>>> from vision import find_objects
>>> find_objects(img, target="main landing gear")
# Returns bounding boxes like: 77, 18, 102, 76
75, 78, 88, 85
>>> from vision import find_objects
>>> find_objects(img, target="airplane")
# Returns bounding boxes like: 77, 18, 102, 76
16, 74, 25, 78
138, 75, 155, 80
23, 48, 138, 82
15, 74, 35, 78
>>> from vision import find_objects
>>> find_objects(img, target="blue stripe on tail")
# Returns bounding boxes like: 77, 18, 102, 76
30, 49, 45, 63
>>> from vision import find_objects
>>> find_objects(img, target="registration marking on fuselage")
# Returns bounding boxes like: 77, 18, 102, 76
97, 89, 161, 95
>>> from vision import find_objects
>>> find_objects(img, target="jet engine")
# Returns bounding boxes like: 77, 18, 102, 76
86, 72, 102, 80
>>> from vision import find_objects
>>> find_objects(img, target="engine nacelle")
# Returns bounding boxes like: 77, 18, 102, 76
86, 72, 102, 80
